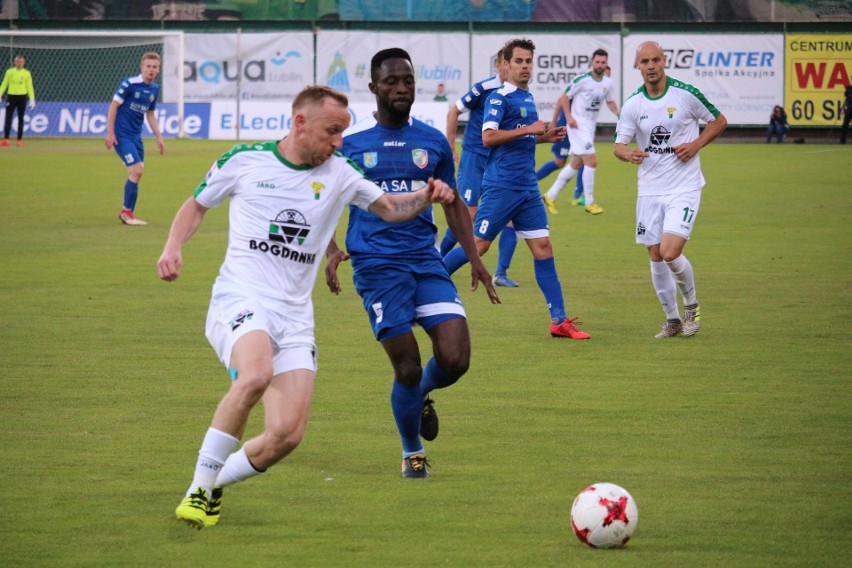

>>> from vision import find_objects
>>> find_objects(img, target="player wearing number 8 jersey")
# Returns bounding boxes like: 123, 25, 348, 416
442, 38, 591, 340
614, 41, 727, 338
440, 49, 520, 288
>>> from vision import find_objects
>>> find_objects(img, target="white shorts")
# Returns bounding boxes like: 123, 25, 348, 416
635, 190, 702, 246
567, 125, 596, 156
205, 290, 318, 376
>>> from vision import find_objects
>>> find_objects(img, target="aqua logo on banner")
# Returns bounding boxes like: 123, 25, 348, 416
185, 51, 304, 84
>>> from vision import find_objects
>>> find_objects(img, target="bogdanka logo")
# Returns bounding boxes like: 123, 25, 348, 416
646, 126, 675, 155
268, 209, 310, 245
249, 209, 316, 265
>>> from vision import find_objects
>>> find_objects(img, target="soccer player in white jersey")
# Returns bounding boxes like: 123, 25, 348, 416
544, 49, 619, 215
158, 86, 458, 529
105, 52, 165, 226
614, 41, 727, 338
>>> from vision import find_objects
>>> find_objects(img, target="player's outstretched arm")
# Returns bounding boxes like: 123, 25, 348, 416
157, 197, 208, 282
368, 177, 455, 222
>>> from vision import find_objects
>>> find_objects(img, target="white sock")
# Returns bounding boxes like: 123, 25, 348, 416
650, 260, 680, 320
215, 445, 266, 488
581, 166, 596, 204
546, 166, 578, 200
666, 254, 698, 306
186, 427, 240, 497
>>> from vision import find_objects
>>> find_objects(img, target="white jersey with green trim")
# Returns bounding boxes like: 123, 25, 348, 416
193, 141, 384, 304
564, 72, 615, 130
615, 76, 721, 196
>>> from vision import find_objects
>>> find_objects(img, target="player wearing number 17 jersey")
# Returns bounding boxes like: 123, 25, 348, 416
614, 41, 727, 339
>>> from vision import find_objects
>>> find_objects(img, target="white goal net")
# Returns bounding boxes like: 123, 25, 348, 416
0, 31, 184, 138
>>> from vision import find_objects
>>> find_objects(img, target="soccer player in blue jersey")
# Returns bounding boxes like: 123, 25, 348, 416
324, 48, 499, 479
441, 49, 520, 288
105, 52, 165, 226
443, 38, 591, 340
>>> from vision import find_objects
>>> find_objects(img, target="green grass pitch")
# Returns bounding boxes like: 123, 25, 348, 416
0, 138, 849, 567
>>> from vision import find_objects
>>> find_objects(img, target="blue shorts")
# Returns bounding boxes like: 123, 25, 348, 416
457, 151, 488, 207
113, 136, 144, 166
474, 186, 549, 241
550, 138, 570, 160
352, 257, 466, 342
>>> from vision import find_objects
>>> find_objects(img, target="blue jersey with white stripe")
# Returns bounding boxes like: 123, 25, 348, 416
112, 74, 159, 137
342, 115, 457, 261
482, 83, 539, 192
456, 74, 502, 157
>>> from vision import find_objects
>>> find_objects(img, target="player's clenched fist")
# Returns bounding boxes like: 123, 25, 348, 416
157, 250, 182, 281
424, 177, 456, 205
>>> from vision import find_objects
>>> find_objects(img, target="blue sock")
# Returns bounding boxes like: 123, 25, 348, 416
573, 166, 584, 200
534, 257, 566, 323
443, 246, 469, 276
123, 180, 139, 211
420, 357, 460, 395
495, 225, 518, 276
391, 380, 424, 456
536, 160, 560, 181
440, 228, 458, 257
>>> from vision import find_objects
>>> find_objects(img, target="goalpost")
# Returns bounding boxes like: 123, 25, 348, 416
0, 30, 185, 138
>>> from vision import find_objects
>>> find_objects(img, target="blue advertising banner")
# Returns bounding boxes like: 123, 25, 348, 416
0, 102, 211, 138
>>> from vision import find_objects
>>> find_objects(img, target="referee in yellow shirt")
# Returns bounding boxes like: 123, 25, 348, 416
0, 55, 36, 147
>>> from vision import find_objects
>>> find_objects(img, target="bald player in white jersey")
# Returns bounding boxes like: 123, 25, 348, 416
158, 86, 458, 529
614, 41, 727, 339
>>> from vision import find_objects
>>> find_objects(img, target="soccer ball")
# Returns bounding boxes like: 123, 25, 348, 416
570, 483, 639, 548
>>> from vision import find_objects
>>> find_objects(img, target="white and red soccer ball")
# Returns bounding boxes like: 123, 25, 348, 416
570, 482, 639, 548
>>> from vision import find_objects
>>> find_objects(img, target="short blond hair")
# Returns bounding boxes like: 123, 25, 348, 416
292, 85, 349, 114
141, 52, 161, 64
